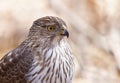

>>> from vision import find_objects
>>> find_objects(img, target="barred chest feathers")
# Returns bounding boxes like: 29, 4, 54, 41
26, 39, 74, 83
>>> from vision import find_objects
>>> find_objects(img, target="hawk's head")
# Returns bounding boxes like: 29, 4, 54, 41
28, 16, 69, 40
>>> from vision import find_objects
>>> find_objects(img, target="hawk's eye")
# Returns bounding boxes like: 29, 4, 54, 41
47, 26, 55, 32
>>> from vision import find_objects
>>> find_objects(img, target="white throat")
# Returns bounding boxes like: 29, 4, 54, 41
26, 39, 74, 83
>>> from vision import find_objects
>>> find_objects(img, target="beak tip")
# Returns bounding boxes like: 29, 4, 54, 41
66, 32, 69, 38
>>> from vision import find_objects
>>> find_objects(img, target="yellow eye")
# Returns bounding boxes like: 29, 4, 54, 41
47, 26, 55, 32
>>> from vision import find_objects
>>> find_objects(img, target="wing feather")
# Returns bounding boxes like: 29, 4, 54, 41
0, 48, 34, 83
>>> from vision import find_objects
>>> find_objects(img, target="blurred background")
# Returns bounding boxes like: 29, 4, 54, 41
0, 0, 120, 83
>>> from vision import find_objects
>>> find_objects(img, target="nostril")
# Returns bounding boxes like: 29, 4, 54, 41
61, 28, 64, 31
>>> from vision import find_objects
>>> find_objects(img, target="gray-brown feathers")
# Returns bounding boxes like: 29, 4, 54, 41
0, 16, 74, 83
28, 16, 67, 38
0, 42, 34, 83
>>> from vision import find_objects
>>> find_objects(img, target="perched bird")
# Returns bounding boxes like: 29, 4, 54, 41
0, 16, 74, 83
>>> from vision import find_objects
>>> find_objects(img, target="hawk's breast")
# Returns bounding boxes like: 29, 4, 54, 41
26, 40, 74, 83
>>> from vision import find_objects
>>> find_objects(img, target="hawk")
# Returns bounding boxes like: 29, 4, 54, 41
0, 16, 74, 83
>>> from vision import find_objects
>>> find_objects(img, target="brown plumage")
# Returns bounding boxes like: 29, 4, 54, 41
0, 16, 74, 83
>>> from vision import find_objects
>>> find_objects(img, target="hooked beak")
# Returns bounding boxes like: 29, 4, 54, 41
60, 29, 69, 38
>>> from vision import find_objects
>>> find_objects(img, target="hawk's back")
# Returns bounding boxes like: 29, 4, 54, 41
0, 44, 34, 83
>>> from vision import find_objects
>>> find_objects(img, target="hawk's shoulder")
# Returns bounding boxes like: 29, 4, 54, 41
0, 47, 34, 83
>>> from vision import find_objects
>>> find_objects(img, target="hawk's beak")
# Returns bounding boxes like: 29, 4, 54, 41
60, 29, 69, 38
